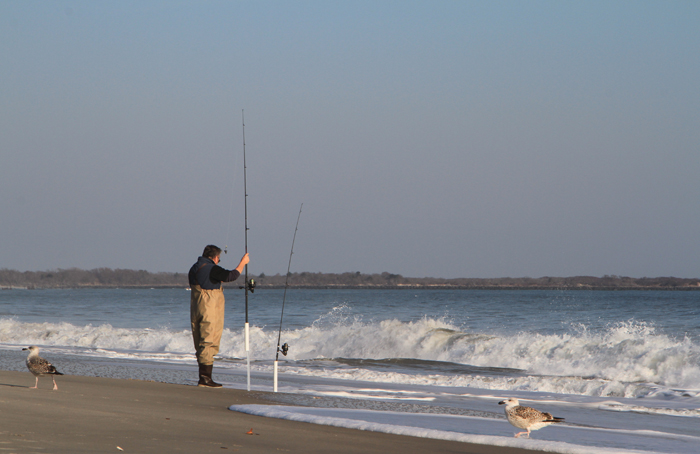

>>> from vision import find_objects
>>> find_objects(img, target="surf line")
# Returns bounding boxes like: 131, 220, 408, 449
274, 203, 303, 392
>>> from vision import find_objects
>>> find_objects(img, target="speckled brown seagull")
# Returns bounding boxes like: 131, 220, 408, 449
499, 398, 564, 438
23, 346, 63, 390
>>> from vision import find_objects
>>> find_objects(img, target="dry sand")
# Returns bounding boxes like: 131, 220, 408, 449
0, 370, 541, 453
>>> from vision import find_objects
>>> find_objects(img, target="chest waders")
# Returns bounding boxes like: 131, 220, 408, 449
190, 284, 225, 388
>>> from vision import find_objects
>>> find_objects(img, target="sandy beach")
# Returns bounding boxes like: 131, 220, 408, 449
0, 370, 544, 454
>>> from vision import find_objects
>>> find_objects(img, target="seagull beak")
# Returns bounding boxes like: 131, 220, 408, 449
498, 400, 506, 405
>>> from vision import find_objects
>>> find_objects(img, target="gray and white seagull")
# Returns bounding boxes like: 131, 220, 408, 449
23, 346, 64, 390
499, 398, 564, 438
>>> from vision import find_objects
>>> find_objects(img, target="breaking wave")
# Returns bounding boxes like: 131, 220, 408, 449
2, 306, 699, 398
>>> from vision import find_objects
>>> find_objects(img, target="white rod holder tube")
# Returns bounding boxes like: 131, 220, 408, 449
245, 322, 251, 391
273, 360, 278, 392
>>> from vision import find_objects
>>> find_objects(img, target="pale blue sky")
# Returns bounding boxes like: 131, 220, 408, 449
1, 1, 698, 278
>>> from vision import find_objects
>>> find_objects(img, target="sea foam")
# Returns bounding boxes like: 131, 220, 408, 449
2, 311, 699, 398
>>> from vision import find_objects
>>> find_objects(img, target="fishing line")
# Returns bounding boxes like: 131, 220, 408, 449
223, 199, 234, 255
274, 203, 303, 392
223, 124, 239, 256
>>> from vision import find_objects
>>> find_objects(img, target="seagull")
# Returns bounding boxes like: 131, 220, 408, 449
499, 398, 564, 438
23, 346, 64, 390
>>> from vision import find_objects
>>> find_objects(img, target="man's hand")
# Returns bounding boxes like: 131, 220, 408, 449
235, 253, 250, 273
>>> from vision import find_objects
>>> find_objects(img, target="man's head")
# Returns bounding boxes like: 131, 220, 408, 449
202, 245, 222, 262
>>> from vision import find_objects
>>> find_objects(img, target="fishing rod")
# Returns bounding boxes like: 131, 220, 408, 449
241, 109, 254, 392
273, 203, 303, 393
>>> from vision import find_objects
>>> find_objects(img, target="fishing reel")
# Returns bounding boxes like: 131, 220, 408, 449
239, 278, 256, 293
278, 342, 289, 356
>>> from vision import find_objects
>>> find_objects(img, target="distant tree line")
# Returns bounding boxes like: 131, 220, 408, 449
1, 268, 698, 290
0, 268, 188, 289
253, 272, 700, 289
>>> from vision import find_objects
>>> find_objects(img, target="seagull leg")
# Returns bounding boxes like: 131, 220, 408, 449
52, 376, 58, 390
515, 431, 529, 438
31, 376, 38, 389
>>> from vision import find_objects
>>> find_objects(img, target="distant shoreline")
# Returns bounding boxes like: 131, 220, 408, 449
2, 284, 699, 291
2, 268, 698, 291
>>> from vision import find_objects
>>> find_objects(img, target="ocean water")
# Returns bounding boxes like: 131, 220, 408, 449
1, 287, 699, 453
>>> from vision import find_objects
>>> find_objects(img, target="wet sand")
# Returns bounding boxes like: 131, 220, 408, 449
0, 370, 542, 453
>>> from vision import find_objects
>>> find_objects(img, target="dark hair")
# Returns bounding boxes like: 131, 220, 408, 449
202, 245, 222, 259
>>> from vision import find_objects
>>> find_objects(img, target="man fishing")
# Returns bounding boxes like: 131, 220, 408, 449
188, 245, 250, 387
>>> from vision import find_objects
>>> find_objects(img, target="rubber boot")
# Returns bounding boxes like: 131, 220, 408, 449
197, 364, 222, 388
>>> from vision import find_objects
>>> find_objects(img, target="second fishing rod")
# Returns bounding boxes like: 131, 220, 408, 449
274, 203, 303, 392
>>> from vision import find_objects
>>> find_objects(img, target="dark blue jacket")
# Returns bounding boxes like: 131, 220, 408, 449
188, 256, 241, 290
